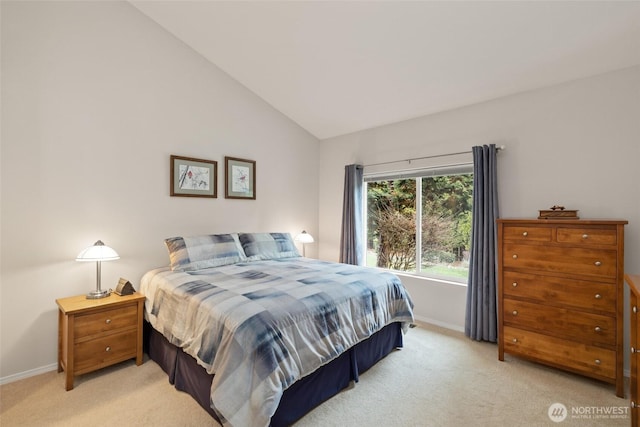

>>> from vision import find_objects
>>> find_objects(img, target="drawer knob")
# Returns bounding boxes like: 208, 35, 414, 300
512, 282, 518, 287
105, 346, 111, 352
594, 294, 602, 300
594, 261, 602, 266
512, 254, 518, 259
512, 338, 518, 343
105, 319, 112, 324
522, 231, 528, 237
634, 306, 638, 314
632, 401, 637, 409
512, 310, 518, 316
582, 234, 589, 239
594, 326, 602, 332
632, 347, 636, 354
595, 359, 601, 365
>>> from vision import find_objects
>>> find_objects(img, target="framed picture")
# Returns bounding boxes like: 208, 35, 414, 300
170, 155, 217, 198
225, 156, 256, 200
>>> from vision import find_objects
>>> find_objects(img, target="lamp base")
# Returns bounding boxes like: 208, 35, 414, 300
86, 289, 110, 299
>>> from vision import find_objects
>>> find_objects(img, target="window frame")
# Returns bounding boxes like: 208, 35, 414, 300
363, 164, 473, 284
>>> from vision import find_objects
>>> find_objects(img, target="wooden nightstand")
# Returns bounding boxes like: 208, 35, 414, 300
56, 292, 145, 390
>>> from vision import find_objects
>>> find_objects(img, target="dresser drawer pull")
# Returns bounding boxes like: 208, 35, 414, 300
632, 401, 637, 409
522, 231, 528, 237
582, 234, 589, 239
512, 338, 518, 343
105, 319, 112, 324
105, 346, 111, 352
594, 326, 602, 332
632, 347, 636, 354
512, 282, 518, 287
594, 261, 602, 266
594, 359, 601, 365
512, 254, 518, 259
634, 306, 637, 314
512, 310, 518, 316
594, 294, 602, 300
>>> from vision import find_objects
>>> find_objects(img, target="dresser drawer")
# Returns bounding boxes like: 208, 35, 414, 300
74, 304, 138, 339
503, 272, 615, 314
503, 243, 617, 278
503, 299, 615, 346
74, 329, 138, 374
502, 225, 552, 242
557, 227, 617, 246
503, 326, 615, 380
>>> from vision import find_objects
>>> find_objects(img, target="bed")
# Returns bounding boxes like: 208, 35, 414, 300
140, 232, 414, 427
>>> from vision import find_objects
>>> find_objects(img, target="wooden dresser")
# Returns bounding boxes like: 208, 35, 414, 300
628, 274, 640, 426
497, 219, 627, 397
57, 293, 145, 390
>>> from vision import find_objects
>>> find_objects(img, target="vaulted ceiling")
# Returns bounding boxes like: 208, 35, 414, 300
131, 1, 640, 140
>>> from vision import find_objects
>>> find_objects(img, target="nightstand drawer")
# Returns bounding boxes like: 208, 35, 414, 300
74, 329, 138, 374
74, 304, 138, 339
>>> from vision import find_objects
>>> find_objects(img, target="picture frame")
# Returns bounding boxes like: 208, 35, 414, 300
170, 155, 217, 198
225, 156, 256, 200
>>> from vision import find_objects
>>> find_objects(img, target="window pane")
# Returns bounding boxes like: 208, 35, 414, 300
421, 174, 473, 280
366, 179, 416, 273
365, 172, 473, 282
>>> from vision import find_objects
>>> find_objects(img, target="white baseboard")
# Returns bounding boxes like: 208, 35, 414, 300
0, 363, 58, 386
413, 315, 465, 333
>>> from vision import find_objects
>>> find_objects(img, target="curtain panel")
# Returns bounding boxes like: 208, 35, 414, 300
339, 164, 364, 266
465, 144, 499, 342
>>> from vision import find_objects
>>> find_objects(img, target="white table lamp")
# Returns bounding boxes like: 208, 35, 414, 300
294, 231, 314, 257
76, 240, 120, 299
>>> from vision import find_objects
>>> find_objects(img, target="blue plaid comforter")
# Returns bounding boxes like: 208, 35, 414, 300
141, 258, 414, 427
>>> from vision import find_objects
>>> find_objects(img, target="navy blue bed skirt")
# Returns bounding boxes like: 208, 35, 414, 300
144, 321, 404, 426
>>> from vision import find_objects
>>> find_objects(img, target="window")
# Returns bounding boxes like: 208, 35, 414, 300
365, 166, 473, 282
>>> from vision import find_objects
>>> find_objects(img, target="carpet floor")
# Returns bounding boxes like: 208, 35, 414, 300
0, 322, 630, 426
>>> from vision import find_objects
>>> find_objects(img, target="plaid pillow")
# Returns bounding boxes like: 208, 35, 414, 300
238, 232, 300, 261
165, 233, 246, 271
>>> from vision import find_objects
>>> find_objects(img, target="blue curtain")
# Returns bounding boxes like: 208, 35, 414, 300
339, 164, 364, 265
465, 144, 499, 342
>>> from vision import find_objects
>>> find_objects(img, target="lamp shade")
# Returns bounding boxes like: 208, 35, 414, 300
76, 240, 120, 262
294, 231, 314, 244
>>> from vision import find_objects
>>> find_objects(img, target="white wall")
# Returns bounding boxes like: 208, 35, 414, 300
318, 66, 640, 329
0, 2, 319, 381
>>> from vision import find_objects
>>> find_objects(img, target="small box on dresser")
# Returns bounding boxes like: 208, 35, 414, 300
56, 292, 145, 391
497, 219, 627, 398
627, 274, 640, 426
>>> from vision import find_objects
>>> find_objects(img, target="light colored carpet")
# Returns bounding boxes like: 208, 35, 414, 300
0, 323, 630, 426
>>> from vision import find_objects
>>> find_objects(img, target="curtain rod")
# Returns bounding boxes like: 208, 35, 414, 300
363, 145, 505, 168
